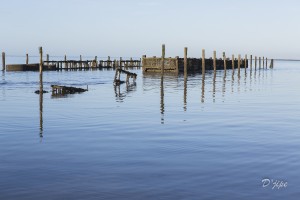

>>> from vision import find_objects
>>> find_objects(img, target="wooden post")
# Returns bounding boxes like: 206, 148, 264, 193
270, 59, 274, 68
232, 55, 235, 70
213, 51, 216, 72
263, 57, 265, 68
161, 44, 165, 75
223, 52, 226, 72
259, 57, 261, 69
95, 56, 97, 68
80, 55, 82, 68
238, 54, 241, 74
184, 47, 188, 75
202, 49, 205, 74
2, 52, 5, 71
244, 54, 247, 71
120, 57, 122, 69
255, 56, 257, 69
64, 54, 67, 69
250, 55, 252, 69
46, 54, 49, 64
39, 47, 43, 75
266, 58, 268, 68
26, 53, 29, 65
108, 56, 111, 67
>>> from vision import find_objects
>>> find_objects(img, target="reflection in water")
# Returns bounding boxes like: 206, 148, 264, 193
212, 72, 216, 102
222, 73, 226, 100
183, 75, 187, 111
160, 75, 164, 124
39, 72, 43, 139
231, 71, 235, 94
201, 73, 205, 103
114, 82, 137, 102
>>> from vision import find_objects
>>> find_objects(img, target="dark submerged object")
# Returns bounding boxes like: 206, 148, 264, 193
51, 85, 88, 95
34, 90, 49, 94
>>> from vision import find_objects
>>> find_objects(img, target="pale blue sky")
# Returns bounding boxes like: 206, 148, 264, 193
1, 0, 300, 58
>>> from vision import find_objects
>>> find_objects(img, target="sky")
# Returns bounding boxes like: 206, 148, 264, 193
1, 0, 300, 59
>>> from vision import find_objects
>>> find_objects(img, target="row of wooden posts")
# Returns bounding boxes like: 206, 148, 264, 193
1, 51, 141, 71
160, 45, 273, 75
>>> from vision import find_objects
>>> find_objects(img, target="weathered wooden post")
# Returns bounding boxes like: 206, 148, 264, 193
263, 57, 265, 68
244, 54, 247, 71
120, 57, 122, 69
232, 55, 235, 71
223, 52, 227, 72
270, 59, 274, 68
238, 54, 241, 74
39, 47, 43, 79
250, 55, 252, 69
2, 52, 5, 71
161, 44, 165, 75
95, 56, 98, 68
184, 47, 188, 76
108, 56, 111, 67
213, 51, 216, 73
259, 57, 261, 69
266, 58, 268, 68
64, 54, 67, 69
26, 53, 29, 65
46, 54, 49, 64
255, 56, 257, 69
80, 55, 82, 69
202, 49, 205, 74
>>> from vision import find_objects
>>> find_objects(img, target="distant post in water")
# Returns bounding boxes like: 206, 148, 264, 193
202, 49, 205, 74
244, 54, 247, 71
259, 57, 261, 69
250, 55, 252, 69
64, 54, 67, 69
26, 53, 29, 65
232, 55, 235, 70
266, 58, 268, 68
80, 55, 82, 68
238, 54, 241, 74
39, 47, 43, 74
46, 54, 49, 66
213, 51, 216, 72
184, 47, 188, 76
2, 52, 5, 71
120, 57, 122, 69
108, 56, 111, 67
95, 56, 98, 68
223, 52, 226, 72
161, 44, 165, 75
255, 56, 257, 69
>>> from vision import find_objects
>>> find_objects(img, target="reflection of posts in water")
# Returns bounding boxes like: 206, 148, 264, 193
201, 73, 205, 103
238, 54, 241, 77
231, 71, 235, 93
184, 75, 187, 111
222, 72, 226, 98
212, 72, 216, 102
39, 47, 43, 138
160, 75, 164, 124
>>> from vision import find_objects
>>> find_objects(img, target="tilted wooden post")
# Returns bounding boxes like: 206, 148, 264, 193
213, 51, 216, 72
161, 44, 165, 75
2, 52, 5, 71
202, 49, 205, 74
26, 53, 29, 65
223, 52, 226, 72
184, 47, 188, 75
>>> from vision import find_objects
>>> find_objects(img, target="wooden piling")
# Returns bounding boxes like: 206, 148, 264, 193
263, 57, 265, 68
266, 58, 268, 68
223, 52, 226, 72
202, 49, 205, 74
95, 56, 98, 68
39, 47, 43, 74
120, 57, 122, 69
255, 56, 257, 69
213, 51, 216, 72
250, 55, 252, 69
238, 54, 241, 74
2, 52, 5, 71
244, 54, 247, 71
46, 54, 49, 64
64, 55, 67, 69
259, 57, 261, 69
26, 53, 29, 65
184, 47, 188, 75
232, 55, 235, 70
162, 44, 165, 75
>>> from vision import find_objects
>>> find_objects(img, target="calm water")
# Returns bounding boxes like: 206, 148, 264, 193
0, 61, 300, 199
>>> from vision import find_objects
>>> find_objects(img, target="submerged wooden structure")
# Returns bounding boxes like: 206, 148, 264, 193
51, 85, 88, 95
114, 68, 137, 85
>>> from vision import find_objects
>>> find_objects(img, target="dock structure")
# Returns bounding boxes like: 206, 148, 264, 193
142, 56, 248, 73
